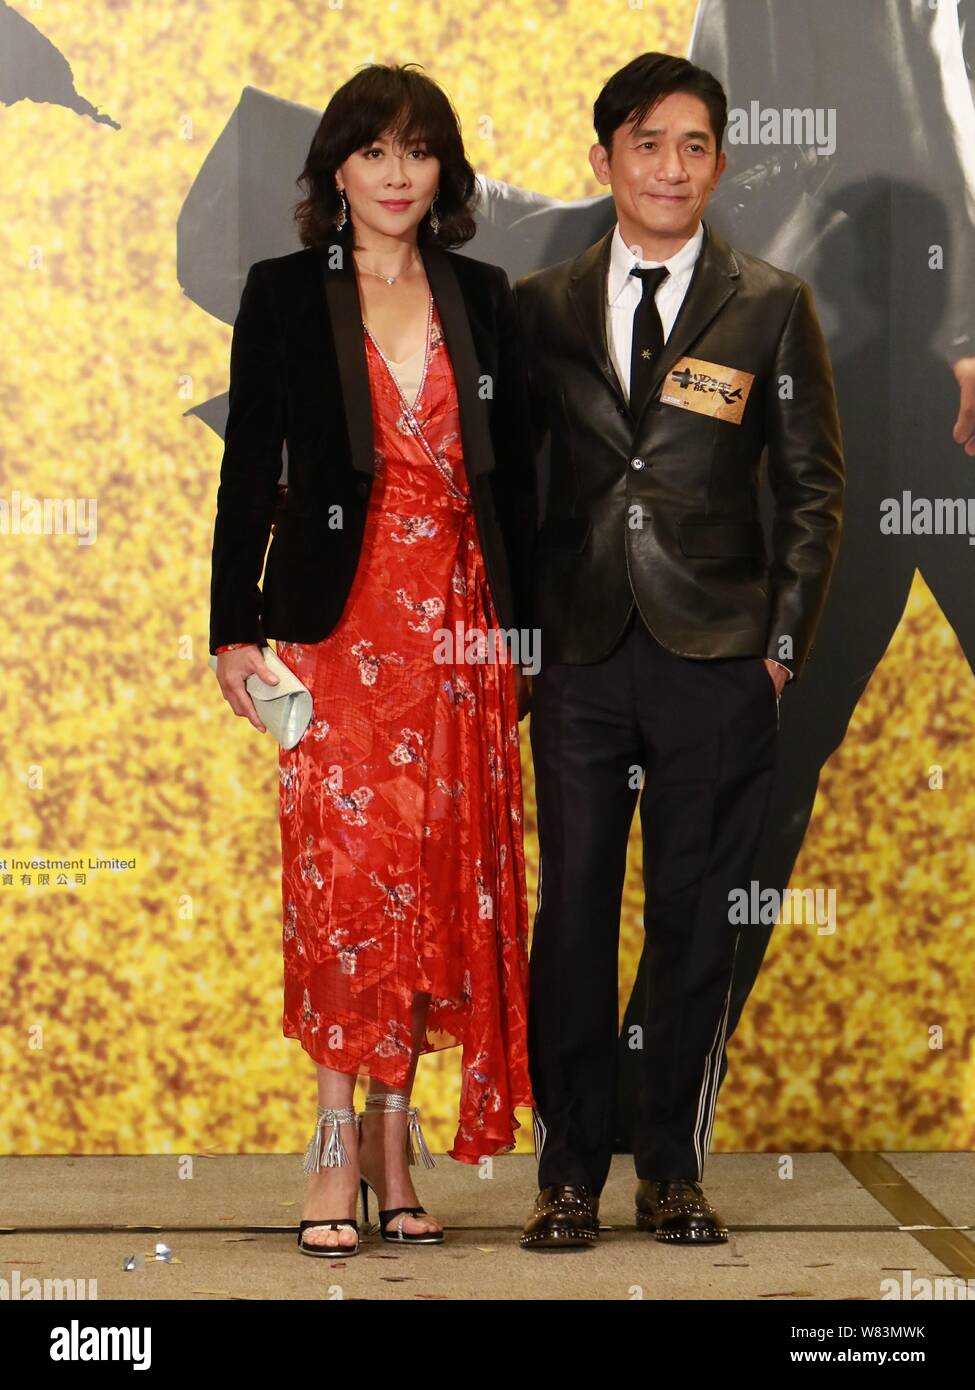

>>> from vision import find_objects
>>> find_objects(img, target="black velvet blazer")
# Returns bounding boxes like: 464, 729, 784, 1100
208, 230, 537, 654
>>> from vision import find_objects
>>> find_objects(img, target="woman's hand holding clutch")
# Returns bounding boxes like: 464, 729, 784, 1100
215, 645, 280, 733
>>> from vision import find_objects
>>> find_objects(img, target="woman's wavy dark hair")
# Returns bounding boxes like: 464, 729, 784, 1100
294, 63, 478, 252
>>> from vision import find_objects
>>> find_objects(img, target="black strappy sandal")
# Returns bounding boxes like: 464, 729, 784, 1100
358, 1092, 444, 1244
297, 1216, 360, 1257
297, 1104, 361, 1257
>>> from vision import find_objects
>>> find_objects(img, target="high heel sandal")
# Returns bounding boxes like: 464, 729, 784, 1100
357, 1091, 444, 1244
297, 1105, 361, 1257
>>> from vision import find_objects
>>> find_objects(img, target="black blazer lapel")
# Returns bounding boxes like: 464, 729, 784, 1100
320, 245, 375, 476
422, 243, 495, 477
319, 238, 495, 478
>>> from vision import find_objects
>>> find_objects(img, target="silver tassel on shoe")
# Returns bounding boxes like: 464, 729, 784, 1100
364, 1090, 437, 1169
302, 1105, 357, 1174
406, 1106, 437, 1170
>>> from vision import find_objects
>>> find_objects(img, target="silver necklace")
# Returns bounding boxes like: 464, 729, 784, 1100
353, 247, 420, 286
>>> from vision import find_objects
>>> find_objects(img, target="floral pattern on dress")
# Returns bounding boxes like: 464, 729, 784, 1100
275, 298, 532, 1162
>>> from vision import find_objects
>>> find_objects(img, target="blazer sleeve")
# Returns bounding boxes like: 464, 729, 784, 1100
208, 261, 286, 654
490, 265, 538, 633
763, 279, 845, 682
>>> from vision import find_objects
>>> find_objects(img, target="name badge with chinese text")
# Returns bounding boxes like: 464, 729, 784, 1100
660, 356, 755, 425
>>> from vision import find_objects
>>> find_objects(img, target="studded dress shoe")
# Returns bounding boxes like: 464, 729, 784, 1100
635, 1178, 728, 1243
520, 1184, 600, 1250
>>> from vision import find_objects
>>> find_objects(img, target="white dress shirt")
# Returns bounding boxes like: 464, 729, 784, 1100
605, 219, 791, 686
606, 220, 704, 400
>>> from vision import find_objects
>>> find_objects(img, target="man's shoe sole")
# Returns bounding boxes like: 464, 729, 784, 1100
635, 1209, 728, 1242
520, 1228, 598, 1250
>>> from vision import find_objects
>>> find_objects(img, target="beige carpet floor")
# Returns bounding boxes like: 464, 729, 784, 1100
2, 1152, 973, 1301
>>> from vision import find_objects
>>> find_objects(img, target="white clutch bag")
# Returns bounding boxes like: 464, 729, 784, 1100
209, 645, 313, 750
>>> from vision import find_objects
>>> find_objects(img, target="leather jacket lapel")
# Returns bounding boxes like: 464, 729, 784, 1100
567, 229, 626, 410
636, 222, 739, 431
566, 219, 740, 433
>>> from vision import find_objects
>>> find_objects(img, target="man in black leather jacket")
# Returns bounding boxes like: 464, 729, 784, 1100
516, 52, 844, 1250
467, 1, 975, 1165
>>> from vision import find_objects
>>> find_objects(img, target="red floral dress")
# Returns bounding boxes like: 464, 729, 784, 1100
269, 295, 532, 1162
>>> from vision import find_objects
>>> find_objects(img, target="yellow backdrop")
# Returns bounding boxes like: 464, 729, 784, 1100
2, 0, 973, 1159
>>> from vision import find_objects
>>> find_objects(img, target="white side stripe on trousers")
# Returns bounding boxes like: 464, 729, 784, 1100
692, 931, 740, 1181
532, 1108, 548, 1162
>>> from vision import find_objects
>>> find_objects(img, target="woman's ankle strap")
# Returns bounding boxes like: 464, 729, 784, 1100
364, 1090, 411, 1113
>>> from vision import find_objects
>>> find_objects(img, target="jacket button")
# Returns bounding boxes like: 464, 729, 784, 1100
630, 456, 646, 471
356, 479, 369, 497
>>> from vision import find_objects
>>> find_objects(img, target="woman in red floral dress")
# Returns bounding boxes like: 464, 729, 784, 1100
211, 66, 536, 1255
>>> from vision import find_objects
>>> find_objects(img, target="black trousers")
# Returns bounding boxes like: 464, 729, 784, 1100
527, 606, 778, 1194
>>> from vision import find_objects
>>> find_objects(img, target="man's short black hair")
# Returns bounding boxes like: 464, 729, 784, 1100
593, 52, 728, 156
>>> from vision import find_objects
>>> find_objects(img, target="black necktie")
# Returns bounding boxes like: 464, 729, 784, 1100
628, 265, 669, 416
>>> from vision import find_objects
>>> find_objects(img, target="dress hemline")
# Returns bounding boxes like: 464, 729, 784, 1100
283, 1024, 533, 1162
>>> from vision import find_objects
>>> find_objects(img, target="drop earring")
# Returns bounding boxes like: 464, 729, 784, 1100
428, 192, 440, 234
335, 187, 348, 230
